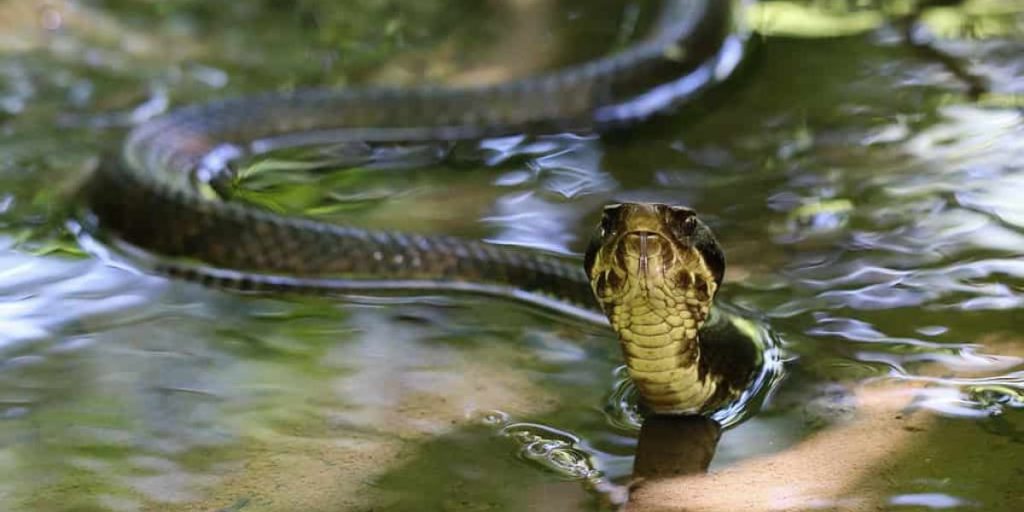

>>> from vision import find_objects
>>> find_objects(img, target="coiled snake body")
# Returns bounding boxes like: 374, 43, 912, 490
80, 0, 768, 415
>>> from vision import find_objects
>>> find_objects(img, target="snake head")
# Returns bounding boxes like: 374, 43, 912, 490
584, 202, 725, 317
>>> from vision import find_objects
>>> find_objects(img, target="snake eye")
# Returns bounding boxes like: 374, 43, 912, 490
668, 206, 698, 236
600, 214, 615, 237
600, 204, 622, 237
681, 215, 698, 234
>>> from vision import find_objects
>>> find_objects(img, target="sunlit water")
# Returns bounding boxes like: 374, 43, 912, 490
1, 1, 1023, 511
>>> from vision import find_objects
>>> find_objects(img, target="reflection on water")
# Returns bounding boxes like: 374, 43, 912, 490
1, 0, 1023, 511
484, 134, 616, 254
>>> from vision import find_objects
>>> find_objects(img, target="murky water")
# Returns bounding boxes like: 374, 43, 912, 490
1, 1, 1023, 511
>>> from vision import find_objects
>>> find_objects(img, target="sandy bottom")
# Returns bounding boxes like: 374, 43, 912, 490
138, 341, 561, 512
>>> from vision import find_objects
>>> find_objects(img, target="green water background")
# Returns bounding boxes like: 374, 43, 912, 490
1, 1, 1023, 510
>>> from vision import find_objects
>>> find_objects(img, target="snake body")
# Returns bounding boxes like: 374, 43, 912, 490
80, 0, 767, 415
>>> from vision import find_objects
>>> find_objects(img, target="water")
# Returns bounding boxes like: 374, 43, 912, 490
1, 1, 1023, 510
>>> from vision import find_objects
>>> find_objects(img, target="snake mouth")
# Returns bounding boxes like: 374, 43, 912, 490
621, 231, 673, 279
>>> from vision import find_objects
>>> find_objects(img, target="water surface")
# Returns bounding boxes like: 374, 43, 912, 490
1, 1, 1023, 510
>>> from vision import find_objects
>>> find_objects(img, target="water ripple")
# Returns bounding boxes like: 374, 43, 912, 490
483, 135, 614, 254
501, 422, 602, 481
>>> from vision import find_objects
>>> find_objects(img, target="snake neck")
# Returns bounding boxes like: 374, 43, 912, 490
607, 301, 717, 415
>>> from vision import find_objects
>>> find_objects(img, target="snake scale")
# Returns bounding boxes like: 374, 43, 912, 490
79, 0, 771, 415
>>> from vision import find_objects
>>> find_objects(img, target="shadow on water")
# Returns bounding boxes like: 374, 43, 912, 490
1, 0, 1024, 511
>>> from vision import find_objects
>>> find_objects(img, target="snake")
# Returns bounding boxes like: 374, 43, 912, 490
77, 0, 774, 416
